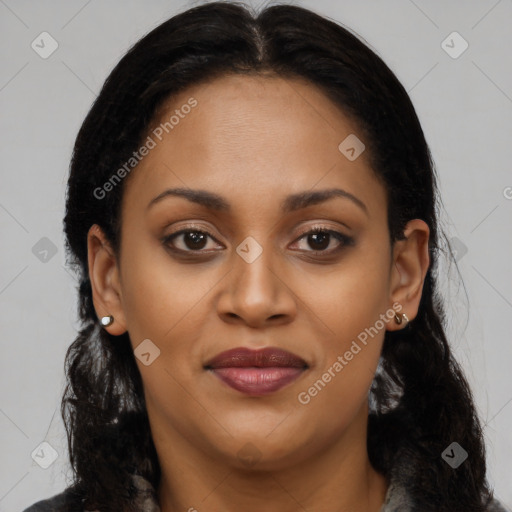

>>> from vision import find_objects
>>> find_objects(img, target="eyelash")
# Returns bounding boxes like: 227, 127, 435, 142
162, 224, 354, 257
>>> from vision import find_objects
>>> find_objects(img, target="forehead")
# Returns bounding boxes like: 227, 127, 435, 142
122, 73, 383, 215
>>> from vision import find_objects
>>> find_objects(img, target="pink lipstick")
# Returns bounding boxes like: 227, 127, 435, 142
204, 347, 307, 396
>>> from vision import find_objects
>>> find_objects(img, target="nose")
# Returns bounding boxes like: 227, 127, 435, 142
216, 243, 297, 328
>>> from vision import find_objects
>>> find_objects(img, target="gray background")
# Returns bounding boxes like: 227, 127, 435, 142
1, 0, 511, 510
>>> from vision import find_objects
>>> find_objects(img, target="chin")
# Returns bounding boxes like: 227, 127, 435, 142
207, 419, 319, 472
229, 439, 308, 472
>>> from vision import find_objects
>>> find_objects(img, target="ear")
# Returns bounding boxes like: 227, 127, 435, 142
87, 224, 127, 335
387, 219, 430, 331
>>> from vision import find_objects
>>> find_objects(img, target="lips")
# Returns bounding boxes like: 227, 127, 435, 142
205, 347, 308, 396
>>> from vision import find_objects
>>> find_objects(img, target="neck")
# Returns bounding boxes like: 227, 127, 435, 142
155, 403, 388, 512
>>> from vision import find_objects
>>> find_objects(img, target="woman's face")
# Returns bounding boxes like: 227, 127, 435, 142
90, 74, 425, 471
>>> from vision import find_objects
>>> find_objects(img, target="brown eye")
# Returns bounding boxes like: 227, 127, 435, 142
180, 231, 208, 250
163, 229, 221, 252
292, 227, 354, 255
306, 231, 331, 251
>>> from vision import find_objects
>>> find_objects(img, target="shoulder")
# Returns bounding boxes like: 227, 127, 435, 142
22, 487, 91, 512
379, 446, 510, 512
486, 497, 509, 512
22, 474, 160, 512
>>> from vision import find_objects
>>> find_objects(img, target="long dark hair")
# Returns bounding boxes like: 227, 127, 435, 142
62, 2, 495, 510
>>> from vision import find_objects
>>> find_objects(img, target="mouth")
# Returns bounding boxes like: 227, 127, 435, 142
204, 347, 308, 396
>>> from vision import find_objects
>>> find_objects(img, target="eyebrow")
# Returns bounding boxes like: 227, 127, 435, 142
146, 187, 368, 215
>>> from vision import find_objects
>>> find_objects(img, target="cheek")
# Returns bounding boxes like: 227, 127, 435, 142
119, 234, 217, 346
118, 244, 218, 434
296, 239, 391, 418
304, 239, 391, 345
295, 306, 386, 439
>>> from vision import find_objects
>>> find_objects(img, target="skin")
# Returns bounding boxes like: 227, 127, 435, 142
87, 74, 430, 512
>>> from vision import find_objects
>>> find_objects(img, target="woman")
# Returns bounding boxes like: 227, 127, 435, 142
23, 2, 507, 511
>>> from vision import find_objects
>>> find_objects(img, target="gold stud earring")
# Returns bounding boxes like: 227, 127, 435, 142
394, 312, 409, 326
100, 315, 114, 327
